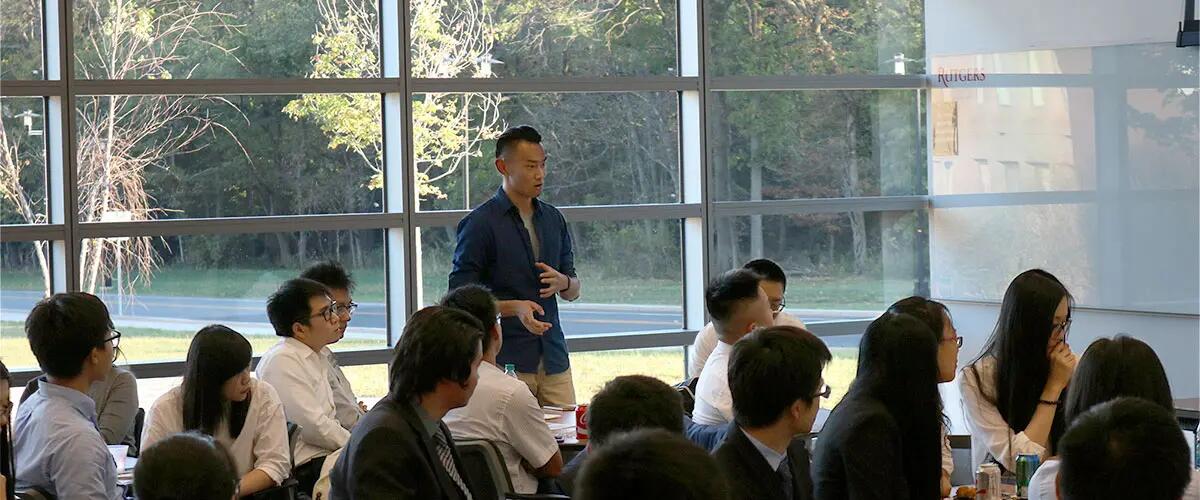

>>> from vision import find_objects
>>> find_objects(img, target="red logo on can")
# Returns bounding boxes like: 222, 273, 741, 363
576, 404, 589, 440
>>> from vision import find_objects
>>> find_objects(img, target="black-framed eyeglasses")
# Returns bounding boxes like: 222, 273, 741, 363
770, 301, 786, 314
813, 384, 832, 399
102, 330, 121, 350
942, 336, 964, 348
1053, 317, 1072, 339
101, 330, 122, 361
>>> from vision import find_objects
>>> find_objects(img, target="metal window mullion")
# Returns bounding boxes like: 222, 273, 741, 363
710, 196, 929, 217
75, 213, 406, 239
0, 224, 67, 242
381, 0, 406, 348
409, 76, 699, 94
0, 80, 66, 97
47, 0, 81, 292
709, 74, 928, 91
409, 203, 702, 228
70, 78, 400, 96
400, 0, 421, 328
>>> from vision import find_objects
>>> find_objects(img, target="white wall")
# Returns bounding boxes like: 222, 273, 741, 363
926, 0, 1183, 56
941, 300, 1200, 434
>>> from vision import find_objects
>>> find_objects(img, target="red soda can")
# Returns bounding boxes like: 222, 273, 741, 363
576, 404, 590, 440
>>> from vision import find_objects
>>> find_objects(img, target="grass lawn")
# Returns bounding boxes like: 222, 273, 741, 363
4, 264, 913, 311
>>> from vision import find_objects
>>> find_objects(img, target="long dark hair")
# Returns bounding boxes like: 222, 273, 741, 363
848, 312, 944, 499
1055, 335, 1174, 453
887, 296, 951, 336
182, 325, 253, 439
969, 269, 1071, 441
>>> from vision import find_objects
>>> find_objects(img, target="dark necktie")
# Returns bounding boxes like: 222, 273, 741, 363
433, 430, 474, 500
777, 455, 794, 500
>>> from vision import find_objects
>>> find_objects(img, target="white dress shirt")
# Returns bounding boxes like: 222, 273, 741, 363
1026, 458, 1200, 500
257, 337, 350, 467
445, 361, 560, 494
693, 340, 735, 425
687, 312, 805, 379
960, 355, 1047, 471
142, 378, 292, 485
322, 347, 365, 430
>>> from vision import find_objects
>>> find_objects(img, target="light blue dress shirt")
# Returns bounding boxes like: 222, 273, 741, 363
14, 381, 122, 500
743, 427, 788, 471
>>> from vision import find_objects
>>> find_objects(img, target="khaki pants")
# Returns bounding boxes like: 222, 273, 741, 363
515, 359, 576, 407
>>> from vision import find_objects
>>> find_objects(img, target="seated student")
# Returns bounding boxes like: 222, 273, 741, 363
257, 278, 352, 495
22, 364, 140, 450
812, 312, 948, 500
1, 360, 11, 498
557, 375, 684, 496
886, 296, 962, 498
143, 325, 291, 497
300, 260, 368, 429
575, 429, 729, 500
961, 269, 1077, 471
330, 306, 484, 500
440, 284, 564, 494
1057, 397, 1192, 500
13, 292, 122, 499
1026, 335, 1200, 500
134, 432, 239, 500
715, 326, 831, 500
689, 259, 806, 378
692, 269, 775, 425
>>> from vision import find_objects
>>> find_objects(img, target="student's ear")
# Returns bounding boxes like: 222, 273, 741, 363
291, 320, 307, 339
495, 157, 509, 176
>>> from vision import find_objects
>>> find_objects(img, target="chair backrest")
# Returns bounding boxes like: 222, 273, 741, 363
286, 421, 300, 470
14, 488, 54, 500
674, 377, 698, 416
454, 439, 512, 500
131, 407, 146, 457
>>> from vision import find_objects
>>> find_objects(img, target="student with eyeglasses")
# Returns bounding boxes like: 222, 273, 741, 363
258, 278, 353, 496
714, 326, 832, 500
960, 269, 1077, 472
886, 296, 962, 498
301, 261, 369, 429
688, 259, 806, 379
13, 292, 123, 499
812, 312, 951, 500
143, 325, 290, 497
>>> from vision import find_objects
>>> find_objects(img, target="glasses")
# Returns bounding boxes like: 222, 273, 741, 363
770, 301, 786, 314
332, 301, 358, 319
101, 330, 122, 361
1053, 317, 1073, 342
942, 336, 963, 348
812, 384, 832, 399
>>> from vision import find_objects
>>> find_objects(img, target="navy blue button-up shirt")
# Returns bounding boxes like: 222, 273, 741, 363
449, 187, 577, 374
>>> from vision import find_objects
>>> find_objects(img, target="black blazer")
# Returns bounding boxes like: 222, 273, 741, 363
811, 395, 909, 500
329, 397, 475, 500
714, 423, 814, 500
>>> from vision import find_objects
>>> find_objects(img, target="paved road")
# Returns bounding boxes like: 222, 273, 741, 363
0, 290, 866, 347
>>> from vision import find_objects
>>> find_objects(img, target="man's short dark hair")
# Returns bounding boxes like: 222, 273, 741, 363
439, 285, 499, 353
575, 429, 729, 500
1059, 397, 1191, 500
300, 260, 355, 291
705, 269, 762, 324
134, 432, 238, 500
25, 292, 113, 378
742, 258, 787, 289
389, 306, 484, 401
587, 375, 682, 447
266, 278, 332, 337
729, 326, 831, 428
495, 125, 542, 159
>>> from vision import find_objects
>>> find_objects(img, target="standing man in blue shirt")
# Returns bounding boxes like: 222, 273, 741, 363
450, 125, 582, 407
14, 292, 123, 500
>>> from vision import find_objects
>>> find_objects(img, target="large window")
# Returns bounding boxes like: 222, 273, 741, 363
1, 0, 928, 398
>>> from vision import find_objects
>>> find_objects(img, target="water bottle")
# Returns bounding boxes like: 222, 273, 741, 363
504, 363, 518, 378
